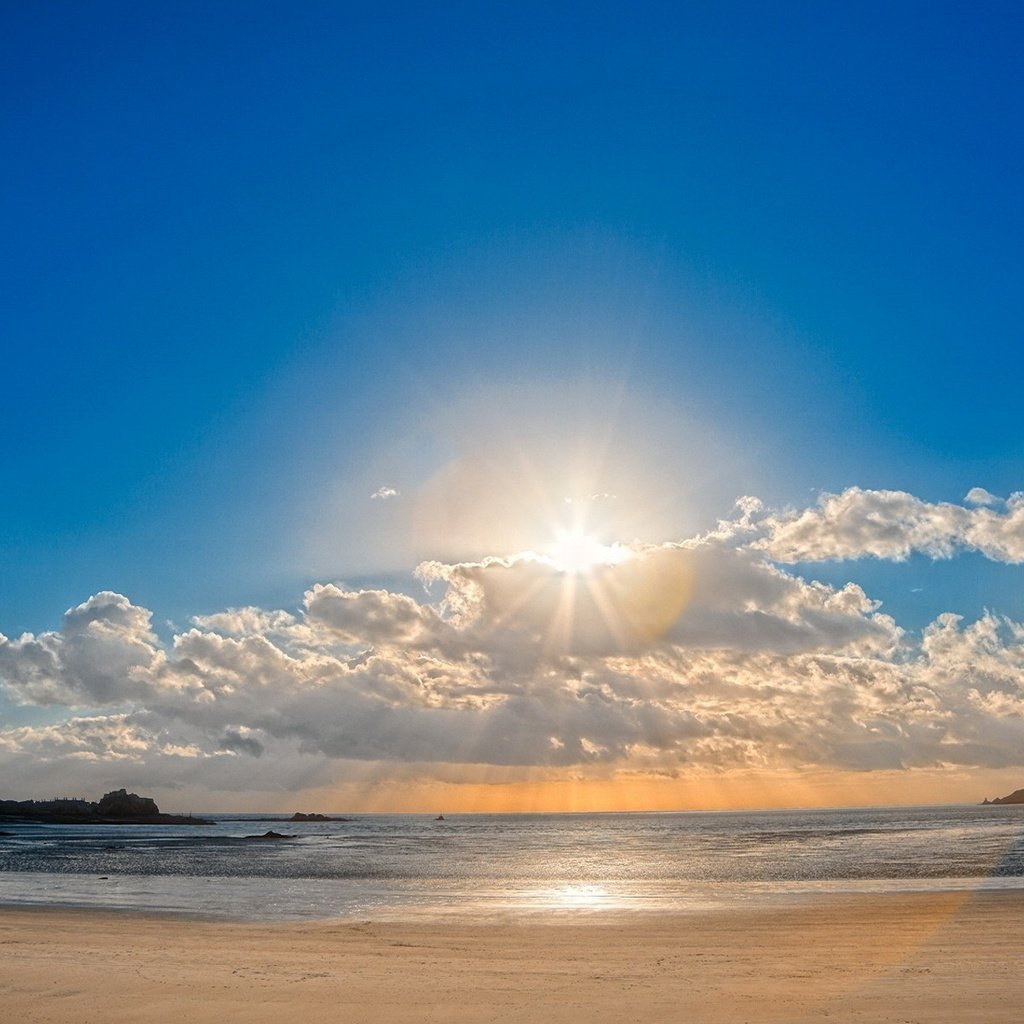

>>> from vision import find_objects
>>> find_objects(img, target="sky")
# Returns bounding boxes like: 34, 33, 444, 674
2, 2, 1023, 811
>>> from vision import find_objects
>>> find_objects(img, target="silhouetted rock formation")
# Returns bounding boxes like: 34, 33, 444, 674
97, 789, 159, 819
289, 812, 353, 822
0, 790, 214, 825
245, 830, 295, 839
982, 788, 1024, 805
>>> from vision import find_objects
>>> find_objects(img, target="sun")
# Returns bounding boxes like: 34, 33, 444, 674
547, 529, 632, 574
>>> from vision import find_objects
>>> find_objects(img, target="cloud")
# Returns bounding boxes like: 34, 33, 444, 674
757, 487, 1024, 564
965, 487, 1001, 507
0, 714, 155, 762
191, 607, 302, 637
304, 583, 447, 646
218, 726, 265, 758
2, 603, 1023, 781
3, 488, 1024, 794
0, 592, 164, 706
963, 494, 1024, 563
419, 541, 898, 659
370, 486, 399, 500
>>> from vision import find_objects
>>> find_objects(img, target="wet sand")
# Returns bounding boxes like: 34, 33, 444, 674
2, 890, 1021, 1022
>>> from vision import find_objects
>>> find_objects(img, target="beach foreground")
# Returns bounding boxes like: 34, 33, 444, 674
2, 892, 1021, 1023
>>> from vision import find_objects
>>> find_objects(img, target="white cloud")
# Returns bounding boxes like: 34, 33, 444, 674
965, 487, 1001, 507
304, 583, 447, 646
3, 488, 1024, 793
963, 493, 1024, 563
191, 607, 302, 637
0, 592, 164, 706
370, 486, 399, 500
419, 541, 898, 659
757, 487, 1024, 564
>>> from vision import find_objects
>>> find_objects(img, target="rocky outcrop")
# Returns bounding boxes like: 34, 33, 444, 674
245, 830, 296, 840
0, 790, 214, 825
97, 789, 160, 819
982, 788, 1024, 805
289, 812, 353, 822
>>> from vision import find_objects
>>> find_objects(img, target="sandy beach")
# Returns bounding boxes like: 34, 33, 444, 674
2, 890, 1021, 1023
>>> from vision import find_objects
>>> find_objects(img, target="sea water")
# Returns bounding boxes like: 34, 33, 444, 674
1, 804, 1022, 920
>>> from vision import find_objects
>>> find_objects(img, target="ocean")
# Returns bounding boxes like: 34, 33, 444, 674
1, 804, 1023, 921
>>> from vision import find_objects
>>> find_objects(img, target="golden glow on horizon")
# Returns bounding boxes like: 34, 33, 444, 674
213, 765, 1024, 817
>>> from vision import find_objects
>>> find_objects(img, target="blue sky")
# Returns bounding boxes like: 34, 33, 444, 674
2, 4, 1023, 808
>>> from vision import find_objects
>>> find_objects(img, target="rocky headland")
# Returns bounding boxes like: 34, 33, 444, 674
0, 789, 215, 825
982, 788, 1024, 805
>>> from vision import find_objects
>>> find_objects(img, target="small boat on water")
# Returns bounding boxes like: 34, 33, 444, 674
435, 813, 445, 821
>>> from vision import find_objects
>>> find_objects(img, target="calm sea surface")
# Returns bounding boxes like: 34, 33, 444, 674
1, 805, 1023, 920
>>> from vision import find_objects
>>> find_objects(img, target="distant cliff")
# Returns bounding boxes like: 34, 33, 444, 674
0, 789, 214, 824
982, 788, 1024, 805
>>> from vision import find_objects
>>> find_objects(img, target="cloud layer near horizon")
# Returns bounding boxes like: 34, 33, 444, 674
2, 488, 1024, 798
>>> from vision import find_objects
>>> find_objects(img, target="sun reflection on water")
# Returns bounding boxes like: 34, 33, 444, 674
542, 884, 615, 910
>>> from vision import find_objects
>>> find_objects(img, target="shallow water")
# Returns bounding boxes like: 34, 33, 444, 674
1, 804, 1022, 920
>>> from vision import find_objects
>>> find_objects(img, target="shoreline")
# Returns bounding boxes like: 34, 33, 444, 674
3, 871, 1024, 924
4, 890, 1024, 1022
